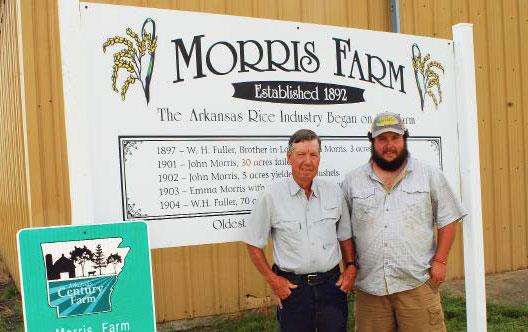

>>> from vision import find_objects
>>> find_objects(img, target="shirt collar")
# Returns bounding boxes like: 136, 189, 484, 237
365, 157, 414, 181
288, 176, 319, 197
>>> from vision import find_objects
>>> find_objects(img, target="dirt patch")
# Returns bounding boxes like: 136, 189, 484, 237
0, 260, 11, 285
0, 258, 24, 331
442, 269, 528, 306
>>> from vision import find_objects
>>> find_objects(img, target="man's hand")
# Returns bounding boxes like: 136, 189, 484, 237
246, 245, 298, 309
336, 266, 357, 293
429, 260, 447, 285
431, 221, 457, 286
268, 274, 297, 309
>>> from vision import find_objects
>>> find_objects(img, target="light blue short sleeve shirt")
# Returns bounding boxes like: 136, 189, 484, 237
245, 177, 352, 274
341, 158, 466, 296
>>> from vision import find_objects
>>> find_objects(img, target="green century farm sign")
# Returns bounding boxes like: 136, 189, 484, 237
17, 222, 155, 332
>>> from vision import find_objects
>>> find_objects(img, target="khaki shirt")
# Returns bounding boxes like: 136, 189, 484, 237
342, 158, 466, 296
245, 177, 352, 274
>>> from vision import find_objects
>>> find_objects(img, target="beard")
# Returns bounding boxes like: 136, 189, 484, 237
370, 142, 409, 171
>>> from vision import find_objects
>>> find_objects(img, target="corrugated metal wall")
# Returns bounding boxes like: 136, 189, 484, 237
1, 0, 527, 322
18, 0, 71, 231
0, 0, 72, 287
399, 0, 528, 276
0, 0, 30, 287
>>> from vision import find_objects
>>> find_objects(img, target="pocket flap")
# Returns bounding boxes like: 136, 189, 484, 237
274, 219, 301, 233
322, 206, 339, 219
401, 183, 429, 194
352, 189, 375, 199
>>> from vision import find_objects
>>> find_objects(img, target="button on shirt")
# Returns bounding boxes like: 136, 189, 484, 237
245, 177, 352, 274
341, 158, 466, 296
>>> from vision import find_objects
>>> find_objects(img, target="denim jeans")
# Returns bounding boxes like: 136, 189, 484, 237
276, 274, 348, 332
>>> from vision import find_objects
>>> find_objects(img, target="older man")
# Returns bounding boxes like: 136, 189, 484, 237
245, 129, 356, 332
342, 112, 466, 331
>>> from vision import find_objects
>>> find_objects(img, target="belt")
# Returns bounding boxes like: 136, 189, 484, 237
273, 265, 340, 286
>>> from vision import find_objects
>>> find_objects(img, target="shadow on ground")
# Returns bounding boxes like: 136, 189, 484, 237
441, 269, 528, 306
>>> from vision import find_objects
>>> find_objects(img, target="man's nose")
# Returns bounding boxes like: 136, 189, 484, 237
386, 140, 396, 148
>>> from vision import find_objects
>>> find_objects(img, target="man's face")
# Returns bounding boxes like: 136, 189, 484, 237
287, 139, 320, 184
371, 131, 408, 171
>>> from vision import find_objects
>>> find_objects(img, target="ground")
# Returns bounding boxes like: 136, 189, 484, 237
160, 270, 528, 331
1, 257, 527, 331
442, 269, 528, 306
0, 260, 23, 331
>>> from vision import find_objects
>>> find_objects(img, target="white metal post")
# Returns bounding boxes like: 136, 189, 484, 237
452, 23, 487, 332
58, 0, 94, 225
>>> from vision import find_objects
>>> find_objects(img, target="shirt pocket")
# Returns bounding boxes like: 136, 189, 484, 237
400, 184, 431, 221
274, 218, 302, 250
351, 189, 376, 223
315, 206, 339, 248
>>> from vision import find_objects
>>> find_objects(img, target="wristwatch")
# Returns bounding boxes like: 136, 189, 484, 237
345, 259, 359, 269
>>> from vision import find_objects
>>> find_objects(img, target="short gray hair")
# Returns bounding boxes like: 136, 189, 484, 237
287, 129, 321, 153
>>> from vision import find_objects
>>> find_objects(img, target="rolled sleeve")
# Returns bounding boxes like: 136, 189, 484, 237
336, 188, 352, 241
244, 192, 272, 248
431, 170, 467, 228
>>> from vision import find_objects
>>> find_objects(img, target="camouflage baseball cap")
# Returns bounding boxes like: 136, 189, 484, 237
370, 112, 406, 138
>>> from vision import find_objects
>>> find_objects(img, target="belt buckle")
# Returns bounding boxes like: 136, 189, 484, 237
307, 274, 319, 286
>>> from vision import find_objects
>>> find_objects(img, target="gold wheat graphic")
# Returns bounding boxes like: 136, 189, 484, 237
412, 44, 445, 111
102, 19, 157, 103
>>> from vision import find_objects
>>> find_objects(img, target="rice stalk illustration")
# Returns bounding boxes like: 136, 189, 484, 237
102, 19, 157, 104
411, 44, 445, 111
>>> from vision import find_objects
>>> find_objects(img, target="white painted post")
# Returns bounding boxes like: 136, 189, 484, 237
58, 0, 94, 224
452, 23, 487, 332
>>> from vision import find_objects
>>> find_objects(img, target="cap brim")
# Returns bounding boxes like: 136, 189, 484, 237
371, 127, 405, 138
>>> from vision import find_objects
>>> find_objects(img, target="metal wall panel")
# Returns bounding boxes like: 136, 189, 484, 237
19, 0, 71, 230
0, 0, 30, 288
402, 0, 528, 277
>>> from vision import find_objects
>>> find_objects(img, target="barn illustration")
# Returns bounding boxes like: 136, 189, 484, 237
45, 253, 76, 280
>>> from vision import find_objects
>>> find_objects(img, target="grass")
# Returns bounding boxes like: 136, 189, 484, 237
1, 277, 527, 331
486, 302, 528, 331
0, 280, 23, 332
442, 291, 528, 331
164, 291, 528, 332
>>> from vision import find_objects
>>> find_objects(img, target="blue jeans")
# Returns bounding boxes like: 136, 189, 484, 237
276, 274, 348, 332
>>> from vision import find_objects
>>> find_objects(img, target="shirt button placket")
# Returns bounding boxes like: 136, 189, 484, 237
382, 190, 391, 293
